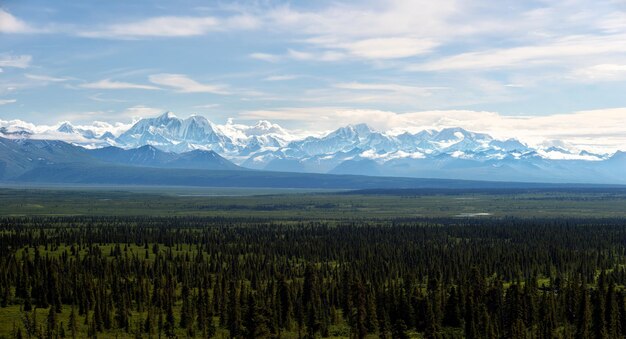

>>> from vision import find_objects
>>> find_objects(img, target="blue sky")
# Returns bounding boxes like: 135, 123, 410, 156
1, 0, 626, 150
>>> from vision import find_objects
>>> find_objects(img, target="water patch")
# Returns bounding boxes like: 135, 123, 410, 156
455, 212, 492, 217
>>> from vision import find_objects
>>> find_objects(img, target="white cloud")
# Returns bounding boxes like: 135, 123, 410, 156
54, 105, 164, 126
263, 0, 527, 63
268, 0, 457, 40
243, 0, 460, 62
264, 75, 298, 81
72, 1, 458, 60
571, 64, 626, 81
251, 50, 346, 63
193, 104, 220, 109
245, 0, 626, 70
598, 12, 626, 33
334, 82, 446, 97
291, 79, 486, 108
80, 79, 160, 90
0, 99, 16, 105
343, 37, 436, 59
287, 49, 345, 62
87, 94, 127, 103
0, 9, 34, 33
250, 38, 437, 62
122, 105, 165, 120
410, 34, 626, 72
80, 13, 260, 39
224, 14, 261, 30
312, 37, 438, 60
0, 54, 32, 68
25, 74, 69, 82
81, 16, 219, 38
149, 74, 229, 94
249, 53, 281, 62
259, 0, 617, 65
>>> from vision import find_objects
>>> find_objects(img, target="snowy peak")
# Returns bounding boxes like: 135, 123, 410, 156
609, 151, 626, 161
117, 112, 235, 153
430, 128, 492, 150
160, 111, 177, 119
328, 123, 373, 140
57, 122, 75, 134
433, 127, 490, 140
180, 115, 219, 142
3, 112, 621, 172
350, 123, 375, 135
433, 127, 469, 141
246, 120, 287, 136
0, 125, 33, 138
490, 139, 529, 152
100, 132, 116, 140
54, 122, 101, 140
152, 111, 177, 124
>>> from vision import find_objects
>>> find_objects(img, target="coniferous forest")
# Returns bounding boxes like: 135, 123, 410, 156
1, 190, 626, 338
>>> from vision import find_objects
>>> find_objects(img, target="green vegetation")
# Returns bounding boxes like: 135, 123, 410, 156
1, 187, 626, 218
1, 188, 626, 338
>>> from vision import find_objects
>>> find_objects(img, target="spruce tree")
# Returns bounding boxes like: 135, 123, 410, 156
605, 282, 619, 339
576, 287, 593, 338
424, 296, 442, 339
391, 319, 410, 339
278, 276, 292, 329
227, 282, 243, 338
68, 305, 78, 339
443, 287, 461, 328
303, 264, 322, 338
46, 306, 57, 339
179, 285, 192, 330
593, 288, 608, 339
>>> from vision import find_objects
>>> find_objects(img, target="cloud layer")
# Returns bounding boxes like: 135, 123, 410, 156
80, 79, 160, 90
0, 54, 32, 68
0, 9, 34, 33
148, 74, 229, 94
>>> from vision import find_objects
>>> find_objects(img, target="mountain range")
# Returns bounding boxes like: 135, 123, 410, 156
0, 136, 567, 190
1, 112, 625, 185
0, 137, 241, 179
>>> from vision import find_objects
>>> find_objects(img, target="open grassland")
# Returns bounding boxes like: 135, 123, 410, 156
1, 187, 626, 218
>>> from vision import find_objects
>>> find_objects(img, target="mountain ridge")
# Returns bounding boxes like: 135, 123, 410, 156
0, 137, 242, 180
1, 112, 624, 184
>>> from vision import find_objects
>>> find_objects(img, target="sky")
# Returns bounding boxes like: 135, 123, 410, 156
1, 0, 626, 151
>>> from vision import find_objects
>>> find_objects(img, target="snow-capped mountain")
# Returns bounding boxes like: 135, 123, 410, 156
242, 125, 533, 169
114, 112, 291, 156
2, 112, 623, 184
56, 122, 100, 140
0, 126, 33, 138
0, 119, 117, 149
117, 112, 233, 153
